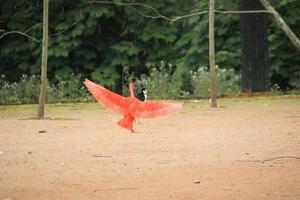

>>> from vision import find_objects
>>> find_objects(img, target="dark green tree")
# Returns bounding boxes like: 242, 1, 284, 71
0, 0, 299, 93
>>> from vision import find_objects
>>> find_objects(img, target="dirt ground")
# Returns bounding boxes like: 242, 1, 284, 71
0, 97, 300, 200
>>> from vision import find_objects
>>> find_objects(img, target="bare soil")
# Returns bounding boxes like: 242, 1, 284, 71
0, 97, 300, 200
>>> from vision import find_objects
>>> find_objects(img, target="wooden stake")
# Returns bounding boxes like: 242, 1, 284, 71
37, 0, 49, 119
209, 0, 217, 107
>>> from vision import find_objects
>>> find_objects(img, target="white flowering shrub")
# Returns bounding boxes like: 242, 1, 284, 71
0, 65, 242, 104
191, 66, 240, 98
0, 74, 91, 104
128, 64, 241, 99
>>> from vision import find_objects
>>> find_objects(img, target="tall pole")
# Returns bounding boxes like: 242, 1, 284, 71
37, 0, 49, 119
209, 0, 217, 107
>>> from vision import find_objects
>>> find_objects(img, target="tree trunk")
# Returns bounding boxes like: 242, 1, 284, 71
37, 0, 49, 119
209, 0, 217, 107
240, 0, 270, 92
259, 0, 300, 51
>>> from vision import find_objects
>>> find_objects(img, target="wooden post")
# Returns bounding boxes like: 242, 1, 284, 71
209, 0, 217, 107
37, 0, 49, 119
259, 0, 300, 51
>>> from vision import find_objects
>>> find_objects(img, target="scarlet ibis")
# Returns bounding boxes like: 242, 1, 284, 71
84, 79, 182, 133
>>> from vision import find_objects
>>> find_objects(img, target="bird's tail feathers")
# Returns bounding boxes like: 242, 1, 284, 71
117, 114, 135, 131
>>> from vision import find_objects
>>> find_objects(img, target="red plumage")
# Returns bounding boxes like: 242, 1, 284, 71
84, 79, 182, 132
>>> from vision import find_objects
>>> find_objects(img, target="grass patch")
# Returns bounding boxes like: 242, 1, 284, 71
1, 95, 298, 112
0, 103, 103, 112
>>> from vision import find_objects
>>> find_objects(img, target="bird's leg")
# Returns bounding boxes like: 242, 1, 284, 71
131, 129, 137, 134
136, 118, 142, 125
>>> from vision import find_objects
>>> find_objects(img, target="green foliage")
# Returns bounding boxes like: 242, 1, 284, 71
191, 66, 240, 98
47, 73, 91, 103
130, 62, 241, 99
112, 41, 139, 56
91, 67, 120, 89
191, 68, 210, 98
268, 0, 300, 89
175, 0, 240, 72
0, 0, 299, 95
135, 62, 182, 99
0, 74, 40, 104
0, 74, 91, 104
216, 67, 241, 95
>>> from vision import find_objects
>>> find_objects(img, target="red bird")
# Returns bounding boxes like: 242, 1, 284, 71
84, 79, 182, 133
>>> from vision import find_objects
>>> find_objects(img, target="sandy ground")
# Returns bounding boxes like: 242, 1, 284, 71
0, 97, 300, 200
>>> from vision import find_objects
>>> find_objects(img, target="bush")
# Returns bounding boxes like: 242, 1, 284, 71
0, 74, 92, 105
0, 74, 16, 104
47, 74, 91, 103
135, 62, 183, 99
0, 66, 241, 104
191, 68, 210, 98
191, 66, 240, 98
0, 74, 40, 104
132, 64, 241, 99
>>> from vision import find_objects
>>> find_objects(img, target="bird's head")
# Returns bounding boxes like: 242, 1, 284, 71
129, 82, 135, 90
141, 88, 147, 95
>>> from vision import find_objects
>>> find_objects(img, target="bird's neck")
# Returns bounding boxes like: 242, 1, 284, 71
130, 89, 134, 97
129, 83, 135, 97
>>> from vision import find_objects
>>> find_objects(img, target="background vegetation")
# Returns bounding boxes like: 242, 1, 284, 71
0, 0, 299, 104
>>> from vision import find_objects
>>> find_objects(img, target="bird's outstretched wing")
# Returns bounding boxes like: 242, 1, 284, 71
84, 79, 130, 115
131, 101, 183, 119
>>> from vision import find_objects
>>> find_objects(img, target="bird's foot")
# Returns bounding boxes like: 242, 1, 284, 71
131, 129, 137, 134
